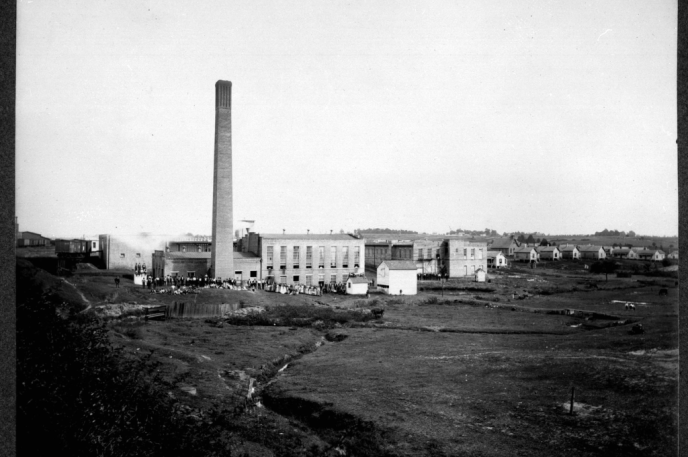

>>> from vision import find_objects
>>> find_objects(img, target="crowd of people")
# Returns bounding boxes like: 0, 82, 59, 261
129, 268, 371, 297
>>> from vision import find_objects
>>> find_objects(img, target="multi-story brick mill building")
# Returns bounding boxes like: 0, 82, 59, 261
239, 232, 365, 286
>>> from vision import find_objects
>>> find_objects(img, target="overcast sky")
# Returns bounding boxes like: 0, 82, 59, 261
16, 0, 677, 238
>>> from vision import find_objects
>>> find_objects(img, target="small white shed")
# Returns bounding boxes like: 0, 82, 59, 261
377, 260, 417, 295
346, 276, 369, 295
475, 268, 487, 282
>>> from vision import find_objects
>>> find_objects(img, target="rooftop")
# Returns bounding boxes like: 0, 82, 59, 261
381, 260, 418, 270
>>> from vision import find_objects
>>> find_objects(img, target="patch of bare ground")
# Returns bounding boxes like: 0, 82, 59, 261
44, 262, 677, 456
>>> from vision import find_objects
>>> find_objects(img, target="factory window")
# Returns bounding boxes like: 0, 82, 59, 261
182, 246, 187, 252
92, 242, 96, 249
306, 246, 313, 268
478, 249, 483, 260
418, 249, 423, 259
463, 248, 467, 259
318, 246, 325, 268
293, 275, 300, 282
470, 248, 475, 259
330, 247, 337, 268
305, 275, 312, 286
342, 247, 349, 268
267, 246, 273, 267
250, 271, 257, 278
280, 246, 286, 268
197, 245, 202, 252
330, 274, 337, 284
293, 246, 299, 269
280, 275, 287, 284
427, 248, 432, 259
318, 274, 325, 286
354, 246, 360, 265
120, 253, 125, 258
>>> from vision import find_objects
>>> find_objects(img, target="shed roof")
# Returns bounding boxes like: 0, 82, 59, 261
558, 245, 579, 252
381, 260, 417, 270
486, 250, 503, 258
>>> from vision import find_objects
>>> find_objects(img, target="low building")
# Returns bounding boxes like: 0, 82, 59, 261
475, 268, 486, 282
536, 246, 561, 261
488, 237, 520, 256
377, 260, 417, 295
636, 249, 665, 261
513, 246, 538, 263
602, 246, 615, 257
17, 231, 52, 247
612, 248, 638, 260
558, 244, 581, 260
346, 276, 369, 295
486, 250, 507, 268
667, 250, 679, 259
151, 250, 260, 281
578, 246, 606, 260
99, 233, 169, 270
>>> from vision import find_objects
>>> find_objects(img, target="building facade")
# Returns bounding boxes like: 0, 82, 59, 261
241, 233, 365, 286
377, 260, 417, 295
444, 240, 489, 278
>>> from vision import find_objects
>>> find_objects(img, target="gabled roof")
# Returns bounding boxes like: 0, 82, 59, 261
536, 246, 559, 252
380, 260, 417, 270
347, 276, 369, 284
578, 245, 603, 252
558, 245, 579, 252
614, 248, 631, 254
636, 249, 664, 255
514, 246, 536, 253
489, 238, 518, 249
486, 250, 503, 258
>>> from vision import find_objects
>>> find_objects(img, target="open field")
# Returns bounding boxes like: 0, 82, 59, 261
18, 258, 678, 456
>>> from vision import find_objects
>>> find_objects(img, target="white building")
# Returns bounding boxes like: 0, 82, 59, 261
346, 276, 369, 295
487, 250, 507, 268
377, 260, 417, 295
513, 246, 538, 263
475, 268, 487, 282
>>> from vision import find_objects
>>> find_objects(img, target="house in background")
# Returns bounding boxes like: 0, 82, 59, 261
513, 246, 538, 263
377, 260, 417, 295
612, 248, 638, 260
536, 246, 561, 261
636, 249, 665, 261
602, 246, 615, 257
578, 245, 606, 260
488, 237, 520, 256
558, 244, 581, 260
487, 251, 507, 268
667, 250, 679, 260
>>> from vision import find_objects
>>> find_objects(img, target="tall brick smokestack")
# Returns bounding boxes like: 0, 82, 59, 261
211, 80, 233, 279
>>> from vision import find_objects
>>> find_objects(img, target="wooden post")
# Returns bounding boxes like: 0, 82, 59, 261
569, 386, 575, 415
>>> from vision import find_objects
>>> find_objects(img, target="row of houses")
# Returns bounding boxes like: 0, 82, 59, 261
509, 244, 669, 263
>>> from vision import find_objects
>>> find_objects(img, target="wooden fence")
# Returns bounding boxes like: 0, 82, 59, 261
165, 302, 240, 318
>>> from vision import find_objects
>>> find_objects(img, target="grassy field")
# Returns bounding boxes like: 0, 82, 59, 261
19, 258, 678, 456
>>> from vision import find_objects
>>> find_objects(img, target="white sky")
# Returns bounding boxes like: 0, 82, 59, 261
16, 0, 678, 238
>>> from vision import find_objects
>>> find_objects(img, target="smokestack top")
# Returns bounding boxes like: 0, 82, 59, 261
215, 80, 232, 109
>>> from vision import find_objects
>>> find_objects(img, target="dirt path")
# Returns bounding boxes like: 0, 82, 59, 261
61, 278, 92, 311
